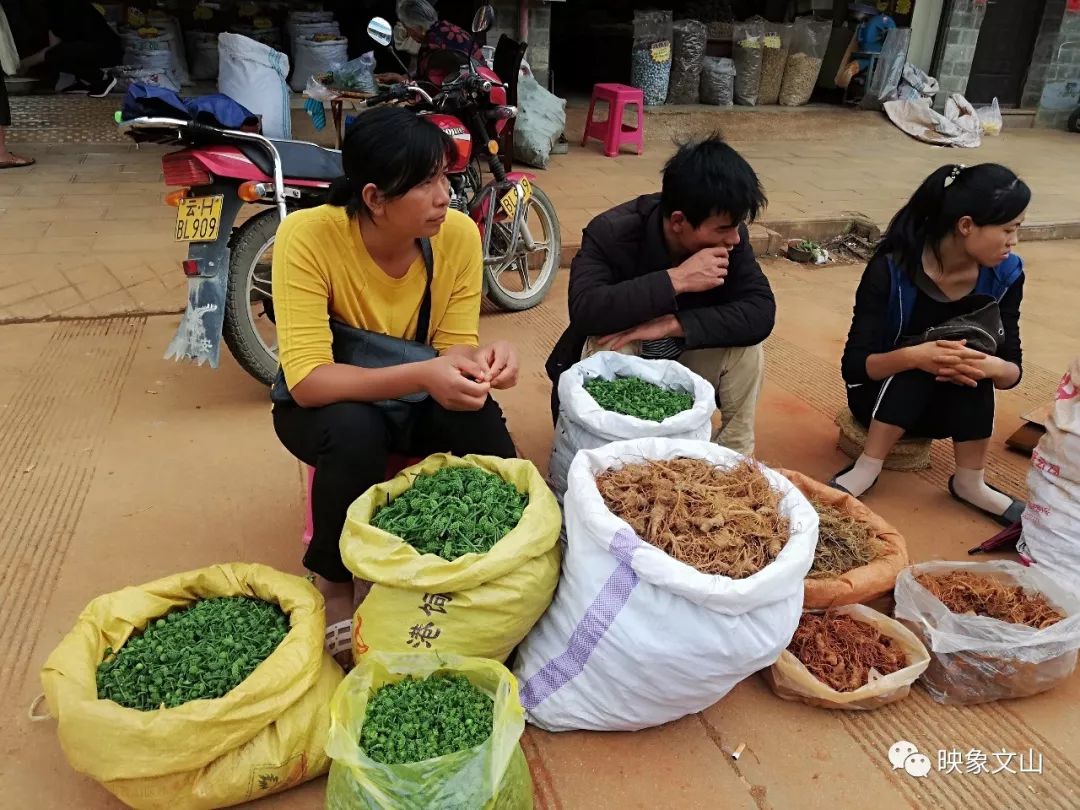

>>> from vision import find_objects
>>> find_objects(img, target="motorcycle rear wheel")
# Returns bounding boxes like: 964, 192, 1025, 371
223, 209, 279, 386
483, 186, 561, 312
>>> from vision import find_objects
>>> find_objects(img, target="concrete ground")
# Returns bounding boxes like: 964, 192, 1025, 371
4, 98, 1080, 322
2, 238, 1079, 809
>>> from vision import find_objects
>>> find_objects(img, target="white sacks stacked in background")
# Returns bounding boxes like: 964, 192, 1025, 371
1019, 356, 1080, 578
218, 33, 291, 139
121, 29, 178, 88
186, 31, 220, 81
514, 438, 816, 731
290, 34, 348, 92
287, 10, 339, 59
146, 12, 190, 85
548, 352, 716, 502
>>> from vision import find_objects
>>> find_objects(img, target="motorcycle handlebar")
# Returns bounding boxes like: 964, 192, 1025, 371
365, 83, 435, 107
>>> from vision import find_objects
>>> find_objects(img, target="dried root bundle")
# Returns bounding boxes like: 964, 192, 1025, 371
808, 499, 886, 579
595, 458, 790, 579
788, 612, 907, 692
916, 571, 1064, 629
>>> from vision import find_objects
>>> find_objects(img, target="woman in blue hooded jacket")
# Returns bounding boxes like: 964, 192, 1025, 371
831, 163, 1029, 526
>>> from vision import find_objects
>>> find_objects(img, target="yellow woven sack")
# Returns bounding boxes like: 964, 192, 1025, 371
325, 651, 534, 809
40, 563, 343, 810
342, 454, 561, 663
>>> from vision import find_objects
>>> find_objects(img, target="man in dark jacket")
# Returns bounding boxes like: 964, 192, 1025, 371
545, 134, 775, 455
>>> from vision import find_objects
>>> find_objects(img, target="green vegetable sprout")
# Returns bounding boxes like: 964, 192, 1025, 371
361, 674, 494, 765
371, 466, 528, 560
584, 376, 694, 422
96, 597, 289, 711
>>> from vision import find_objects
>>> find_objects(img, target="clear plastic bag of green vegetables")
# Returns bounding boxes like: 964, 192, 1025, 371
326, 651, 534, 809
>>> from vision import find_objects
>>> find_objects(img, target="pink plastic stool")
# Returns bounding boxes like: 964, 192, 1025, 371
581, 83, 645, 157
301, 454, 422, 545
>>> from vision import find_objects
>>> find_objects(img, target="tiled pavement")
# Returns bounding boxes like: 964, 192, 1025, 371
4, 98, 1080, 322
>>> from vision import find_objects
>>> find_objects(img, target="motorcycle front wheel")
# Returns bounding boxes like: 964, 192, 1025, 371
222, 209, 279, 386
484, 185, 561, 312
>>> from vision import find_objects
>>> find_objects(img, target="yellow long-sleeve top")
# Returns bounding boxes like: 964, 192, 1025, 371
272, 205, 483, 389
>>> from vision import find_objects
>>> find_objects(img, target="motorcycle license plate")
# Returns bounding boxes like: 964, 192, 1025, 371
175, 195, 224, 242
498, 177, 532, 220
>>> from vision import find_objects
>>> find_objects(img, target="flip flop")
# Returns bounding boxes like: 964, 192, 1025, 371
325, 618, 354, 671
0, 157, 35, 170
827, 461, 879, 498
948, 475, 1026, 527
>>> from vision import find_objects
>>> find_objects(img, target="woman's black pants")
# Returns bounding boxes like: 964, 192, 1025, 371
848, 369, 995, 442
273, 396, 517, 582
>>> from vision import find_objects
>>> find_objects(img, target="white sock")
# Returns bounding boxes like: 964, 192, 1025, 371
953, 467, 1012, 515
834, 454, 884, 497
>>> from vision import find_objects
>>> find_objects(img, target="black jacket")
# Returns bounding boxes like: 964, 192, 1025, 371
545, 194, 776, 393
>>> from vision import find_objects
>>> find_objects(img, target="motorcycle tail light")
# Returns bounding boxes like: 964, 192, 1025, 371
162, 152, 212, 187
182, 260, 200, 277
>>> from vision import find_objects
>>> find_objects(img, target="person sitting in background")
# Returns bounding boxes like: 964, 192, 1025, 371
831, 163, 1029, 527
394, 0, 483, 86
270, 107, 518, 665
1, 0, 33, 167
545, 133, 776, 457
15, 0, 120, 97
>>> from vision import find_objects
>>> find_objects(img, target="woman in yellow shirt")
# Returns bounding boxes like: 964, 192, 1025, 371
271, 107, 518, 656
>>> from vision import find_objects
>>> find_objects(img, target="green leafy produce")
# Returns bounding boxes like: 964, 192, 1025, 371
371, 466, 528, 560
96, 597, 289, 711
360, 674, 494, 765
584, 375, 694, 422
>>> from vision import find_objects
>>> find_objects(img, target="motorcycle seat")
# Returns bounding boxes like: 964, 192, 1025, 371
238, 139, 342, 182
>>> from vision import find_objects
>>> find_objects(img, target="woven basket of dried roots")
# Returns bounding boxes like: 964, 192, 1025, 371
780, 470, 908, 610
595, 457, 790, 579
809, 500, 885, 579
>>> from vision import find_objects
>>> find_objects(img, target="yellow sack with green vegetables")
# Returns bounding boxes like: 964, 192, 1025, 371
342, 454, 561, 663
39, 563, 343, 810
325, 651, 534, 809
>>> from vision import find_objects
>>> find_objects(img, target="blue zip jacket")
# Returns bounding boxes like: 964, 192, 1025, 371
884, 252, 1024, 346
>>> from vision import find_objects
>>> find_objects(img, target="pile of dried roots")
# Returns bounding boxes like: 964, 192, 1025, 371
916, 571, 1064, 629
788, 612, 908, 692
807, 500, 886, 579
595, 458, 790, 579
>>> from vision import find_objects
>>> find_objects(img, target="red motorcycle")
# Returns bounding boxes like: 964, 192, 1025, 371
120, 6, 559, 386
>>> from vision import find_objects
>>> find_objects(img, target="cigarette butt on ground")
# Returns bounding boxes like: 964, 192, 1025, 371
732, 743, 746, 761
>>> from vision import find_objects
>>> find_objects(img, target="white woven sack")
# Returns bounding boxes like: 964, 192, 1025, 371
218, 33, 291, 139
1019, 358, 1080, 578
515, 438, 815, 731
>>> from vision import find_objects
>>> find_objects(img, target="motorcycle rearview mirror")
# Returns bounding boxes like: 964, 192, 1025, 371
367, 16, 411, 77
366, 17, 393, 47
471, 5, 495, 34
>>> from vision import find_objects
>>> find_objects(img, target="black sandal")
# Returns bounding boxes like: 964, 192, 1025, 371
827, 462, 879, 498
948, 476, 1026, 527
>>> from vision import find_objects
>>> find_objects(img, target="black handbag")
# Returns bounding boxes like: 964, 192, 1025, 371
899, 266, 1005, 355
270, 239, 438, 431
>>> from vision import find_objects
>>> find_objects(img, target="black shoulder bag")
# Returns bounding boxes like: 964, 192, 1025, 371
898, 264, 1006, 356
270, 239, 439, 433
